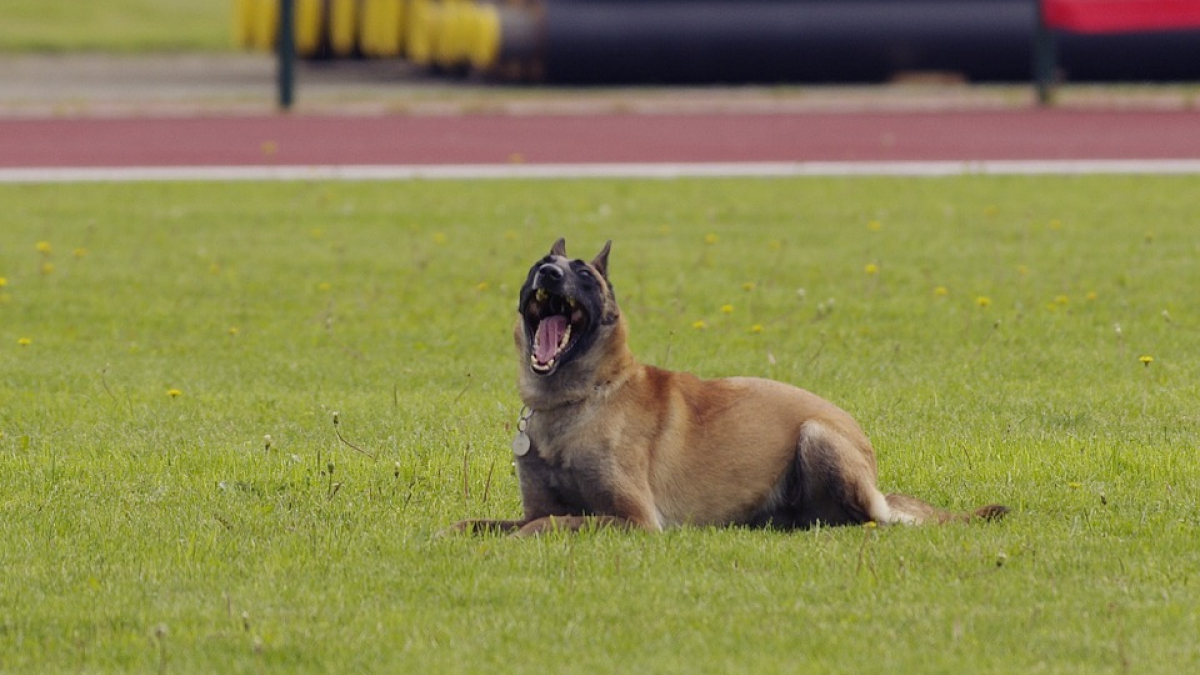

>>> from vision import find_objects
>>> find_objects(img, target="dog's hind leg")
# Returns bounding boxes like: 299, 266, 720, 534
790, 421, 1009, 527
786, 420, 892, 527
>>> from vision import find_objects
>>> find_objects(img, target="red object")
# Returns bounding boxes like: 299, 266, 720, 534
1043, 0, 1200, 33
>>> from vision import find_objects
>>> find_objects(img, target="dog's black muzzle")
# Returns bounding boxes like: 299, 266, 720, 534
533, 263, 565, 290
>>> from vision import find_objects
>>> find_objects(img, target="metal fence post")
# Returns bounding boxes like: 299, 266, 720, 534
278, 0, 296, 110
1033, 0, 1056, 106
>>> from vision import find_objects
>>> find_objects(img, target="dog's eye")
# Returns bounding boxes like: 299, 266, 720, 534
577, 268, 592, 279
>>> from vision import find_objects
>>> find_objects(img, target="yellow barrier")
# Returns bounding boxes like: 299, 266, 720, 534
330, 0, 360, 57
378, 0, 406, 56
295, 0, 324, 56
233, 0, 255, 48
405, 0, 439, 65
251, 0, 279, 51
234, 0, 463, 63
434, 1, 464, 68
468, 3, 500, 70
360, 0, 404, 57
360, 0, 381, 55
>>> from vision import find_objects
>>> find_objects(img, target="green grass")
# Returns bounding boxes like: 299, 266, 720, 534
1, 176, 1198, 673
0, 0, 231, 53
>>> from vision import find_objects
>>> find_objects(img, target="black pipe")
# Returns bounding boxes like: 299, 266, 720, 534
545, 1, 1034, 83
487, 0, 1200, 84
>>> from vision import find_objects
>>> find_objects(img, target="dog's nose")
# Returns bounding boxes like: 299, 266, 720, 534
536, 264, 564, 284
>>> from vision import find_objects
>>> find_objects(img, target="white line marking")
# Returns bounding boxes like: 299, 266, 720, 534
1, 160, 1199, 183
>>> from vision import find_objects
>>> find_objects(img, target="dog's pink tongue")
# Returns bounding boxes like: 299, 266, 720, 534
535, 315, 568, 363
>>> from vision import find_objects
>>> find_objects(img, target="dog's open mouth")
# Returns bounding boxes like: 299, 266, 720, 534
525, 288, 589, 374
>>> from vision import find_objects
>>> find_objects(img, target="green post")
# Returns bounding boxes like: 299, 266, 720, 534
1033, 0, 1056, 106
278, 0, 296, 110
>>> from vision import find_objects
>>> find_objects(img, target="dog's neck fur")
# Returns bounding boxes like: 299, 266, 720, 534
518, 315, 639, 411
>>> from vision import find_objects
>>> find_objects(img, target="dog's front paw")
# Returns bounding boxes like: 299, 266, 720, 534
515, 515, 589, 537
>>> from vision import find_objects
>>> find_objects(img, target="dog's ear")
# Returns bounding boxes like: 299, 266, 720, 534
591, 240, 612, 278
550, 238, 567, 257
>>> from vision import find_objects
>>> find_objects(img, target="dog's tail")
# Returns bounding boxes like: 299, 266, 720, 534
883, 493, 1009, 525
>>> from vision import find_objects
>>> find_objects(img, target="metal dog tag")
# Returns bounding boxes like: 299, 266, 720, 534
512, 431, 531, 457
512, 406, 533, 456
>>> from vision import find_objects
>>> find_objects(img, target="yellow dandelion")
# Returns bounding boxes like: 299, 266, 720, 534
1048, 219, 1062, 230
864, 263, 879, 276
310, 228, 325, 240
934, 286, 949, 297
73, 248, 88, 259
703, 233, 719, 245
1086, 291, 1098, 301
475, 281, 489, 291
1139, 355, 1154, 367
432, 233, 447, 244
0, 277, 7, 288
721, 304, 734, 314
1055, 295, 1069, 306
317, 282, 332, 292
40, 262, 54, 275
867, 220, 882, 232
228, 327, 240, 336
1017, 265, 1030, 276
750, 324, 764, 334
692, 320, 707, 330
1068, 482, 1082, 489
976, 296, 992, 308
36, 241, 52, 255
17, 337, 32, 347
167, 388, 183, 398
742, 282, 756, 292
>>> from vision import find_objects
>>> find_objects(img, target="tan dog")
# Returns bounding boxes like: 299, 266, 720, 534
452, 238, 1006, 536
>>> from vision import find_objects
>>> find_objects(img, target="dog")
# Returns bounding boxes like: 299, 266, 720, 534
451, 238, 1007, 536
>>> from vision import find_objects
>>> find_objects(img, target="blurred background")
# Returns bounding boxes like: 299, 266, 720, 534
4, 0, 1200, 98
230, 0, 1200, 85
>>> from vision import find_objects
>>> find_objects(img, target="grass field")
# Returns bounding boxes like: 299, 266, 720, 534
0, 1, 231, 53
1, 175, 1198, 673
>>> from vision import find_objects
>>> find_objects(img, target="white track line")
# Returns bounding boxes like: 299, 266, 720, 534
2, 160, 1200, 183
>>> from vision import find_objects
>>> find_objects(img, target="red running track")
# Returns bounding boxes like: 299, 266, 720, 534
2, 111, 1199, 168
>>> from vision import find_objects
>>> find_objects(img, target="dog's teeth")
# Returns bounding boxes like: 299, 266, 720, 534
567, 297, 577, 308
535, 288, 548, 302
529, 353, 554, 372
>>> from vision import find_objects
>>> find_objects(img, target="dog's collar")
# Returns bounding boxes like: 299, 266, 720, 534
524, 396, 584, 414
